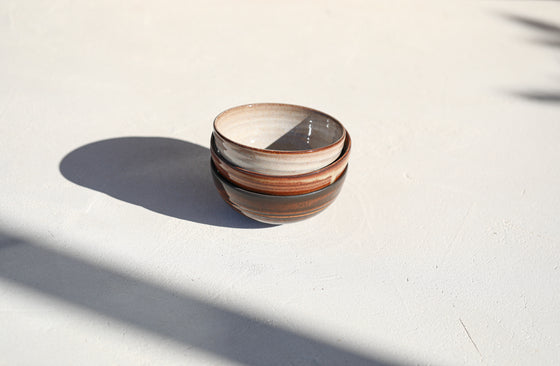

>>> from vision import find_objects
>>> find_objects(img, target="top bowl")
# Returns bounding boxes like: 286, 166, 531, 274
213, 103, 346, 176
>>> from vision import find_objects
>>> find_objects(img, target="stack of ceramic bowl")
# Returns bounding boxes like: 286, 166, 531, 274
210, 103, 351, 224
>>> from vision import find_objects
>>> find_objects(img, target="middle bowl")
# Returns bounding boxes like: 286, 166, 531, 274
211, 132, 351, 196
213, 103, 346, 176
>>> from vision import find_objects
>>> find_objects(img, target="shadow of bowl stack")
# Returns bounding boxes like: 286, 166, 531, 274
211, 103, 351, 224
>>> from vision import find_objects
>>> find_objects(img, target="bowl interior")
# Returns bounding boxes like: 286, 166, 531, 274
211, 130, 351, 178
214, 104, 345, 151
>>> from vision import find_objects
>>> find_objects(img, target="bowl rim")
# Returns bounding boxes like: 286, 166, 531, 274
211, 130, 351, 179
211, 159, 348, 199
213, 103, 346, 155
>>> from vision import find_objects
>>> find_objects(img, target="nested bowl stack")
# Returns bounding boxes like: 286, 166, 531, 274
210, 103, 351, 224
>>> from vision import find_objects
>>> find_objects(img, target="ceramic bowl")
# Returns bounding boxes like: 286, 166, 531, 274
213, 103, 346, 176
211, 131, 351, 196
211, 160, 347, 224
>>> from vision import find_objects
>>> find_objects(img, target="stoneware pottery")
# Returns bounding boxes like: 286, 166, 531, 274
213, 103, 346, 176
211, 160, 348, 224
211, 131, 351, 196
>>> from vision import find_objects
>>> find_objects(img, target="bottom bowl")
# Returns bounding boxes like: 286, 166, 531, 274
211, 160, 347, 224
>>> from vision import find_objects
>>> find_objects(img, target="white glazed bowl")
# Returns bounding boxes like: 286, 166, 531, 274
213, 103, 346, 176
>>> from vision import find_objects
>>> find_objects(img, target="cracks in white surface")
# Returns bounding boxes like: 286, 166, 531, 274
440, 202, 475, 268
0, 87, 18, 124
460, 318, 483, 358
84, 193, 102, 214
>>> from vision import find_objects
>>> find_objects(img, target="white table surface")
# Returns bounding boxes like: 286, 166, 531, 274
1, 1, 559, 365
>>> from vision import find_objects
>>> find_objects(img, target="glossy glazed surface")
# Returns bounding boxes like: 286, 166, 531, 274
211, 132, 351, 196
213, 103, 346, 175
211, 160, 347, 224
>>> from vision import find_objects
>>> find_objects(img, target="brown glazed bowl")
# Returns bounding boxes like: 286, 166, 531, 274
211, 132, 351, 196
213, 103, 346, 176
211, 160, 348, 224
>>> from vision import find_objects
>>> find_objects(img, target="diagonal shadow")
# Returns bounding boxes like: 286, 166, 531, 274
265, 113, 343, 151
503, 14, 560, 104
0, 231, 404, 366
59, 137, 271, 228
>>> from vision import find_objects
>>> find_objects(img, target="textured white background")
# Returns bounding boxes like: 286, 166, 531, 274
1, 1, 559, 365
